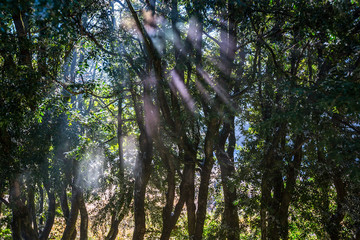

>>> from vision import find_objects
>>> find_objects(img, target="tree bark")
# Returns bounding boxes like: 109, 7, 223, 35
215, 0, 240, 237
27, 184, 38, 236
159, 148, 177, 240
194, 117, 220, 240
106, 213, 121, 240
39, 185, 55, 240
105, 96, 133, 240
61, 186, 80, 240
317, 148, 347, 240
260, 124, 284, 240
159, 150, 196, 240
131, 74, 154, 240
12, 9, 32, 68
261, 133, 304, 240
39, 186, 44, 226
216, 119, 240, 240
78, 190, 88, 240
132, 132, 153, 240
185, 162, 196, 238
9, 177, 39, 240
327, 174, 347, 240
60, 188, 70, 222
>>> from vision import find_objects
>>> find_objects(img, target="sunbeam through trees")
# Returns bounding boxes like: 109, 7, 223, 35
0, 0, 360, 239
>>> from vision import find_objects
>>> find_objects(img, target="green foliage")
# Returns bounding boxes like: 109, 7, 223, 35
0, 206, 11, 240
1, 0, 359, 239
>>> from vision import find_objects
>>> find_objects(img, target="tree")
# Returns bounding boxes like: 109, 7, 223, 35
1, 0, 359, 239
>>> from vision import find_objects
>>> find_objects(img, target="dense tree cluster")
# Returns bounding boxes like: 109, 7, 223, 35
0, 0, 359, 239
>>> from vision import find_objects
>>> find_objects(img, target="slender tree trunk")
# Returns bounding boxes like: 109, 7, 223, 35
216, 0, 240, 237
10, 178, 22, 240
260, 124, 284, 240
117, 98, 124, 180
133, 131, 153, 240
27, 184, 38, 235
39, 186, 44, 226
194, 117, 220, 240
124, 2, 156, 238
261, 134, 304, 240
317, 148, 347, 240
105, 98, 124, 240
61, 186, 80, 240
216, 119, 239, 239
327, 174, 347, 240
106, 213, 121, 240
78, 190, 88, 240
278, 136, 304, 240
160, 149, 177, 240
60, 188, 70, 222
105, 96, 134, 240
39, 185, 55, 240
132, 78, 154, 240
12, 9, 32, 68
185, 162, 196, 238
159, 150, 196, 240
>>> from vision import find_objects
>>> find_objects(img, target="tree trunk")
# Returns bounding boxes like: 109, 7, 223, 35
327, 174, 346, 240
185, 162, 196, 238
61, 186, 80, 240
105, 96, 134, 240
216, 119, 239, 240
124, 3, 155, 239
39, 185, 55, 240
317, 149, 347, 240
60, 188, 70, 222
39, 186, 44, 226
10, 178, 22, 240
106, 213, 121, 240
261, 134, 304, 240
12, 9, 32, 68
78, 190, 88, 240
27, 184, 38, 235
131, 69, 154, 240
132, 131, 153, 240
194, 117, 220, 240
160, 149, 177, 240
159, 150, 196, 240
260, 124, 284, 240
10, 177, 39, 240
215, 0, 240, 237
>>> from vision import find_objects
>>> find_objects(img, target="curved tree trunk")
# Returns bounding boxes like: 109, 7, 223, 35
60, 188, 70, 223
326, 174, 347, 240
194, 117, 220, 240
106, 185, 133, 240
159, 150, 177, 240
215, 0, 240, 237
216, 119, 239, 240
130, 69, 154, 240
132, 132, 153, 240
160, 151, 196, 240
61, 186, 80, 240
106, 213, 121, 240
39, 185, 55, 240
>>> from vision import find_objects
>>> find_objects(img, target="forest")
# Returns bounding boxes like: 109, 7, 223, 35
0, 0, 359, 239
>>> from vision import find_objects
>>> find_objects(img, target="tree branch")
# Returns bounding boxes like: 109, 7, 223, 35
0, 197, 9, 207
